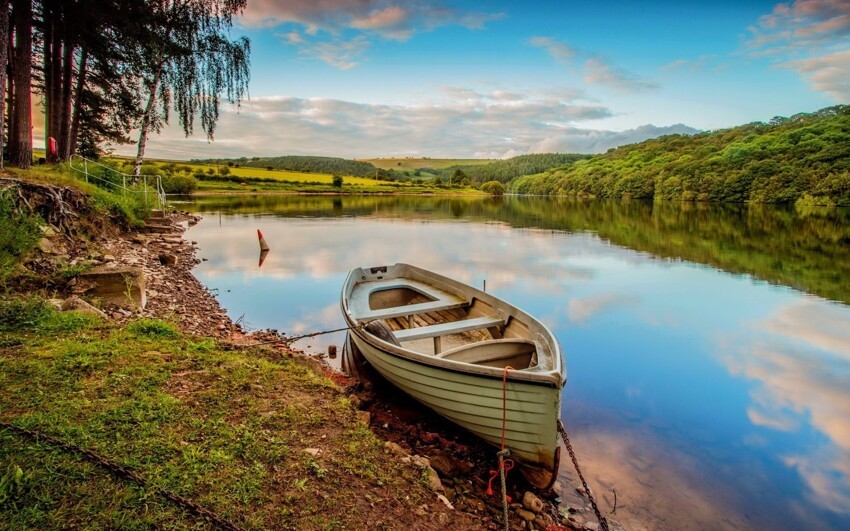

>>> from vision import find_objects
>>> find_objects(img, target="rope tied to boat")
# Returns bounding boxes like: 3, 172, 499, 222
486, 366, 516, 531
557, 419, 610, 531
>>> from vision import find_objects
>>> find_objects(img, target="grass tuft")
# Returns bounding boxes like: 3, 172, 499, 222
127, 319, 180, 339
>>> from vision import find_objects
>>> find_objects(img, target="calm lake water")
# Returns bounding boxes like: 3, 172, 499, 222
184, 195, 850, 531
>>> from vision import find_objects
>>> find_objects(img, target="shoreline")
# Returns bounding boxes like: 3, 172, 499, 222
93, 210, 590, 530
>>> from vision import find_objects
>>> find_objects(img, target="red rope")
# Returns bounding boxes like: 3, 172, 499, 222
486, 366, 516, 499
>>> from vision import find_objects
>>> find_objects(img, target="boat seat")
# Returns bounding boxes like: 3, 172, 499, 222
358, 299, 468, 320
436, 339, 536, 362
394, 315, 503, 354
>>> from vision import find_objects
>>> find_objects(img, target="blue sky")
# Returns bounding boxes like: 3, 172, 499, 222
129, 0, 849, 160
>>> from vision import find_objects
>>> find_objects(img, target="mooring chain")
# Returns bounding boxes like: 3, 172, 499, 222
0, 422, 246, 531
557, 419, 610, 531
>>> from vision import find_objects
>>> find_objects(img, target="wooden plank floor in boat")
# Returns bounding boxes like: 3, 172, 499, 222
381, 293, 491, 355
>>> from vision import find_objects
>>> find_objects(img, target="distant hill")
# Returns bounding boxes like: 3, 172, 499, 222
431, 153, 591, 184
190, 155, 381, 178
512, 105, 850, 205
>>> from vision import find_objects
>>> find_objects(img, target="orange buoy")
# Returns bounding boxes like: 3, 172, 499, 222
258, 229, 270, 251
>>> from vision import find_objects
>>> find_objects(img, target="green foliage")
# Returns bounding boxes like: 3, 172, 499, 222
160, 174, 199, 194
512, 105, 850, 204
191, 155, 381, 178
480, 180, 505, 196
331, 175, 343, 188
436, 153, 590, 184
0, 194, 41, 282
127, 319, 180, 339
0, 296, 100, 333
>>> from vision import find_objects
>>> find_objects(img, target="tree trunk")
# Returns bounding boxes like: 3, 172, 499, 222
6, 20, 15, 163
59, 42, 73, 159
0, 4, 8, 169
49, 23, 61, 162
10, 0, 31, 169
68, 48, 86, 157
42, 10, 54, 160
133, 69, 161, 177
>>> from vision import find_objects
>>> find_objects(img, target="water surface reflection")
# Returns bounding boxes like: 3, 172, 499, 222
186, 195, 850, 530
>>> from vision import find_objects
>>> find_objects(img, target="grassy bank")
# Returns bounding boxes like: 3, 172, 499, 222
0, 302, 446, 529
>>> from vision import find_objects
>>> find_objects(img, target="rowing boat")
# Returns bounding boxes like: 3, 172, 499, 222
340, 263, 566, 483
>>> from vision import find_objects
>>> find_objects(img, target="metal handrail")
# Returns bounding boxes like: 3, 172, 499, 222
69, 154, 167, 209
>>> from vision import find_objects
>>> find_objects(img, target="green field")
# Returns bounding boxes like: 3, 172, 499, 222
359, 158, 493, 170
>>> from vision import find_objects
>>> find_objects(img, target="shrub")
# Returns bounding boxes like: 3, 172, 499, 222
160, 174, 199, 194
332, 175, 343, 188
480, 180, 505, 196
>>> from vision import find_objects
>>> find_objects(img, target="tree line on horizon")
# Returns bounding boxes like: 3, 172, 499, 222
0, 0, 250, 174
512, 105, 850, 206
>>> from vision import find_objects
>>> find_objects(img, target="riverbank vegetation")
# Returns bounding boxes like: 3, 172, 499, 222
512, 105, 850, 205
0, 302, 455, 529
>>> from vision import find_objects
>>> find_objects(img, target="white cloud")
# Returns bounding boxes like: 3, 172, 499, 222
584, 57, 659, 93
523, 123, 699, 157
784, 49, 850, 101
746, 0, 850, 101
567, 292, 639, 323
724, 299, 850, 514
241, 1, 503, 40
529, 36, 658, 93
114, 89, 702, 160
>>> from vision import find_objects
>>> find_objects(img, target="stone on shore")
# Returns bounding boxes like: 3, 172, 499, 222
60, 296, 108, 319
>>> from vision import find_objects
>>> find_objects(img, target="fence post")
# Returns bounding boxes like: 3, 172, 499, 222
84, 158, 89, 183
143, 176, 148, 207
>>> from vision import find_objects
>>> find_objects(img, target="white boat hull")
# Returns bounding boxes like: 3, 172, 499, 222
349, 329, 561, 469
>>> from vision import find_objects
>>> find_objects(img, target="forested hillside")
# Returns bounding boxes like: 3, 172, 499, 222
191, 155, 382, 178
512, 106, 850, 205
432, 153, 589, 184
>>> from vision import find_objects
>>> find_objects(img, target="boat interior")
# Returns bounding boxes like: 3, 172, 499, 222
352, 277, 541, 370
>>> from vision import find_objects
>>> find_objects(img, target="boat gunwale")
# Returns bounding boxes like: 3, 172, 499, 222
341, 263, 566, 388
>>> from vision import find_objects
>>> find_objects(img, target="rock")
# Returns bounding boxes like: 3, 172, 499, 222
131, 235, 149, 244
47, 298, 63, 310
60, 296, 108, 319
102, 254, 116, 262
384, 441, 405, 455
77, 266, 146, 309
583, 522, 599, 531
437, 512, 449, 526
516, 508, 536, 522
356, 410, 371, 426
522, 491, 545, 513
303, 448, 322, 457
533, 514, 552, 529
38, 238, 59, 254
39, 225, 58, 237
159, 253, 178, 266
436, 493, 454, 510
427, 467, 444, 492
467, 498, 485, 512
410, 455, 430, 469
429, 453, 456, 477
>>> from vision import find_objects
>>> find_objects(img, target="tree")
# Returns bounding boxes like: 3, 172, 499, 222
481, 180, 505, 196
332, 175, 343, 188
132, 0, 250, 176
10, 0, 33, 168
450, 168, 468, 186
0, 3, 8, 169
